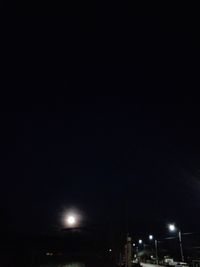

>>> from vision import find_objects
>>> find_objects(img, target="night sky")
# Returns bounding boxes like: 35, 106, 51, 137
1, 6, 199, 241
1, 95, 200, 237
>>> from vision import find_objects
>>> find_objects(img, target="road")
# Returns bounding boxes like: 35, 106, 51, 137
141, 263, 164, 267
37, 264, 85, 267
36, 262, 115, 267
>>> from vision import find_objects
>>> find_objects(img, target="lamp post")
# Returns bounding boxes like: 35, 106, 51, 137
155, 239, 158, 265
149, 235, 158, 265
136, 239, 143, 263
168, 224, 184, 262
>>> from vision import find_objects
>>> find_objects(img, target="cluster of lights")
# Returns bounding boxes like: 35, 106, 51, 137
136, 224, 177, 244
61, 211, 179, 261
133, 223, 184, 263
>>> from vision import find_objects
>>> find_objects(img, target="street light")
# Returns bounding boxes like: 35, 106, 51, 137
137, 240, 143, 264
168, 223, 184, 262
168, 223, 176, 232
149, 234, 158, 264
149, 235, 153, 240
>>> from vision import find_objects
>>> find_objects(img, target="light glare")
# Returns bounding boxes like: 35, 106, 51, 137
66, 215, 76, 226
149, 235, 153, 240
168, 224, 176, 232
61, 208, 83, 228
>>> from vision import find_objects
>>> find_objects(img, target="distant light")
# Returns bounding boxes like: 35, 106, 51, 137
168, 224, 176, 232
46, 252, 53, 256
139, 239, 143, 244
109, 249, 112, 252
133, 243, 136, 246
151, 255, 154, 259
149, 235, 153, 240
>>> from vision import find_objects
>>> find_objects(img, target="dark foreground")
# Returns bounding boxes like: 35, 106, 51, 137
1, 255, 116, 267
0, 230, 116, 267
0, 249, 116, 267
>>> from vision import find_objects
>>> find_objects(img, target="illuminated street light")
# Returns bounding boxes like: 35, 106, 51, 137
133, 243, 136, 247
138, 239, 143, 244
168, 223, 176, 232
149, 234, 158, 264
168, 223, 184, 262
149, 234, 153, 240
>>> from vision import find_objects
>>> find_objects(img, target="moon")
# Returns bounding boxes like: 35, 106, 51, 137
67, 215, 76, 226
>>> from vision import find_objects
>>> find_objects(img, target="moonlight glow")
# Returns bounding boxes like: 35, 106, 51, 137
61, 208, 83, 228
67, 215, 76, 226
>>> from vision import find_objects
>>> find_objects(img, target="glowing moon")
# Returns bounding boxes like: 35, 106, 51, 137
67, 215, 76, 226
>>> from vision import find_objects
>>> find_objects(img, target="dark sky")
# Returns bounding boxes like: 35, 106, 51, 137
1, 6, 199, 239
1, 95, 200, 236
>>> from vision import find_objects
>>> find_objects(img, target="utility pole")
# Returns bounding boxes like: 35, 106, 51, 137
178, 230, 184, 262
168, 224, 185, 263
125, 236, 132, 267
155, 239, 158, 265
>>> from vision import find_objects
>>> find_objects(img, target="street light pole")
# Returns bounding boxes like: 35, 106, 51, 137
178, 230, 184, 262
155, 239, 158, 265
149, 235, 159, 265
168, 224, 184, 263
